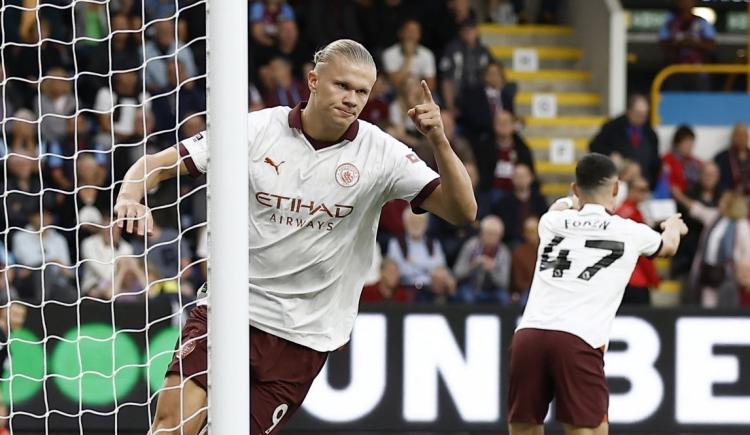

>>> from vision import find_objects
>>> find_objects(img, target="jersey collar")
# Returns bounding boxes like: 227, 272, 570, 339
580, 203, 608, 215
288, 101, 360, 150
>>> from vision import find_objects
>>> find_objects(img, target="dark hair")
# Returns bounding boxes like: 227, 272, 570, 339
575, 153, 618, 192
672, 124, 695, 148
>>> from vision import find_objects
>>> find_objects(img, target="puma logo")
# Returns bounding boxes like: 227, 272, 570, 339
264, 157, 285, 175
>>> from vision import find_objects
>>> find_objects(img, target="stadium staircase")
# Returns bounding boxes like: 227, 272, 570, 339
480, 25, 684, 302
479, 24, 605, 199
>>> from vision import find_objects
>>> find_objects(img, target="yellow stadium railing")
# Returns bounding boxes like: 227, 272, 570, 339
650, 63, 750, 126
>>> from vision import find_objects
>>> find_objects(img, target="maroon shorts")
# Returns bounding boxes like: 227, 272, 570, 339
507, 328, 608, 428
166, 305, 329, 435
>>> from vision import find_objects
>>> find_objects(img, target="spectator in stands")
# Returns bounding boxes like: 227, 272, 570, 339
590, 94, 660, 189
81, 214, 146, 300
6, 109, 43, 157
674, 190, 750, 307
0, 243, 18, 302
662, 124, 702, 196
359, 73, 391, 129
144, 20, 198, 93
475, 110, 534, 198
387, 208, 455, 303
249, 82, 266, 112
301, 0, 364, 54
153, 60, 206, 134
714, 122, 750, 197
431, 0, 476, 59
369, 0, 419, 51
510, 216, 539, 305
453, 215, 511, 304
378, 199, 408, 252
388, 75, 432, 164
459, 61, 517, 142
36, 68, 75, 146
11, 202, 75, 303
659, 0, 716, 91
360, 248, 412, 303
490, 163, 546, 246
439, 16, 494, 117
262, 57, 309, 108
132, 220, 194, 297
614, 159, 642, 209
73, 2, 108, 67
442, 110, 475, 165
428, 161, 481, 267
144, 0, 176, 21
94, 71, 151, 148
3, 151, 41, 231
109, 13, 144, 72
672, 161, 722, 282
0, 66, 19, 125
616, 176, 660, 305
250, 0, 298, 69
382, 19, 437, 91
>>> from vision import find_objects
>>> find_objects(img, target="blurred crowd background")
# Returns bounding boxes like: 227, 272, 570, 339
0, 0, 748, 322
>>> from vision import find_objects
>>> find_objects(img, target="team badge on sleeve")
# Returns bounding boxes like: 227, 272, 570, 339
335, 163, 360, 187
405, 153, 420, 163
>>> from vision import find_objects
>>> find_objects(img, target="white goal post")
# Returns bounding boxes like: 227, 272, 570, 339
0, 0, 248, 432
206, 0, 249, 433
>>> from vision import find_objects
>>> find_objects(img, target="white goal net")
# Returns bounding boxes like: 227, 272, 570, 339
0, 0, 210, 432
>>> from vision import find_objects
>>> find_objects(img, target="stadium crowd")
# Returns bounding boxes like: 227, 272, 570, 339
0, 0, 748, 314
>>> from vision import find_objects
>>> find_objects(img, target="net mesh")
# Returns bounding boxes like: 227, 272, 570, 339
0, 1, 208, 432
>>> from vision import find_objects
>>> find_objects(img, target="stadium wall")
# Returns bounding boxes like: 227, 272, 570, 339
563, 0, 627, 116
4, 304, 749, 433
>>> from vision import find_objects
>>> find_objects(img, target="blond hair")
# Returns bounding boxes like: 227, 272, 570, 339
313, 39, 376, 72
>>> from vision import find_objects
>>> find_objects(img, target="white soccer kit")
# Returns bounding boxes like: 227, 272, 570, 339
179, 104, 440, 351
517, 204, 662, 349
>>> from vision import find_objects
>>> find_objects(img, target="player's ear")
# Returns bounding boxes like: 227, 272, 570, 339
612, 179, 619, 198
307, 68, 318, 94
571, 182, 578, 197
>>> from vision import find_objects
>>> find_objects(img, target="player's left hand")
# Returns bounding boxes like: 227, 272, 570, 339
407, 80, 446, 144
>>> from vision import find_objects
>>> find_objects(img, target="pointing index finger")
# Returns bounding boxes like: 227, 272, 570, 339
420, 80, 434, 104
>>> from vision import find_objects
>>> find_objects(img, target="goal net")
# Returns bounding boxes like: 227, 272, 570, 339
0, 0, 214, 432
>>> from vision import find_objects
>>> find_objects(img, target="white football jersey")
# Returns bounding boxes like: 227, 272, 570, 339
180, 104, 439, 351
517, 204, 662, 349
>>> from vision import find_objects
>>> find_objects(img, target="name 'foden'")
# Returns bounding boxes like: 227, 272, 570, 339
255, 192, 354, 218
564, 218, 611, 230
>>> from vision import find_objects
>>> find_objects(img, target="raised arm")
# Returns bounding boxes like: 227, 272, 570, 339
115, 146, 191, 235
408, 81, 477, 225
656, 213, 689, 257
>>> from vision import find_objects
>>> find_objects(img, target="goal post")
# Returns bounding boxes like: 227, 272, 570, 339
0, 0, 248, 432
206, 0, 250, 433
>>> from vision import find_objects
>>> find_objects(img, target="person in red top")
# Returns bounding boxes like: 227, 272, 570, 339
662, 124, 702, 195
615, 176, 660, 305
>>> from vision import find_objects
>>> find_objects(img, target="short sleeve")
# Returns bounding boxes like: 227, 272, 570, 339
383, 139, 440, 212
537, 211, 558, 240
178, 130, 208, 177
631, 221, 662, 257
